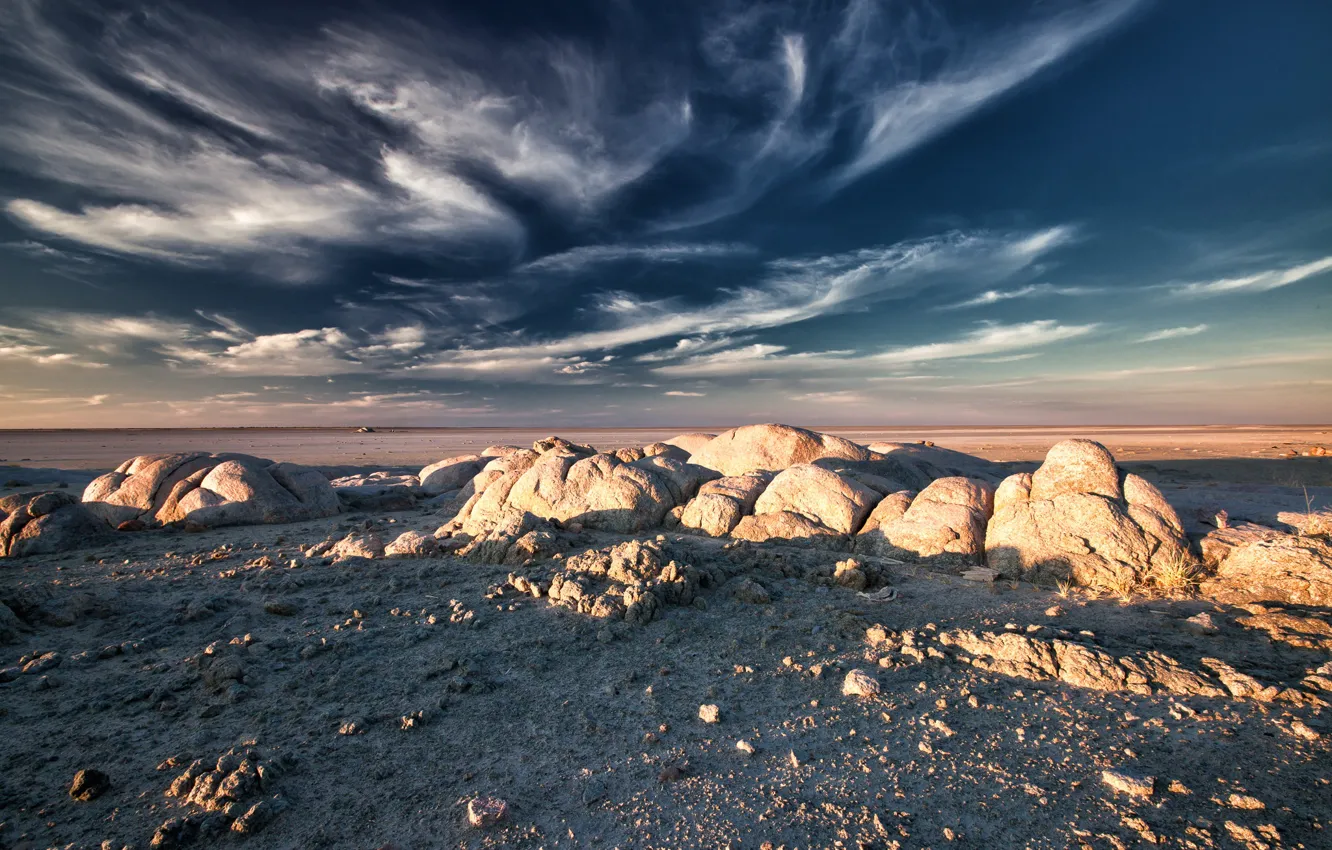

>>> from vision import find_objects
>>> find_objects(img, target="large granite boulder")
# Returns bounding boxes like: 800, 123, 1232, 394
857, 477, 994, 567
1, 491, 111, 558
985, 440, 1190, 587
1200, 536, 1332, 607
688, 424, 870, 476
864, 441, 1006, 484
679, 474, 770, 537
419, 455, 486, 495
83, 453, 340, 529
751, 464, 880, 535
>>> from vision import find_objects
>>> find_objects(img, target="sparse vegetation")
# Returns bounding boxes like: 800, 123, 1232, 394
1148, 553, 1203, 597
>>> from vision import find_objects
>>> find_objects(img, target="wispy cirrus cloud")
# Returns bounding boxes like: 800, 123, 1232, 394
652, 320, 1097, 377
517, 243, 755, 275
663, 390, 706, 397
1167, 256, 1332, 297
1136, 324, 1208, 343
939, 282, 1103, 310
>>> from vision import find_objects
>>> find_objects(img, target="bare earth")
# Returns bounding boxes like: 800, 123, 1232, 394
1, 427, 1329, 849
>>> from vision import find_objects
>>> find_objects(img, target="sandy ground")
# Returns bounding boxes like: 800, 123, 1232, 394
3, 425, 1330, 470
2, 429, 1331, 849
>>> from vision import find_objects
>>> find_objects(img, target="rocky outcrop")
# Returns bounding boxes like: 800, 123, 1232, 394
857, 477, 994, 567
984, 440, 1190, 587
83, 453, 340, 529
419, 456, 486, 495
1, 491, 111, 558
1200, 536, 1332, 607
454, 442, 709, 537
688, 424, 870, 476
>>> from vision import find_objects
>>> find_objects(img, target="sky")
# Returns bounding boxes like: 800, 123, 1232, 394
1, 0, 1330, 428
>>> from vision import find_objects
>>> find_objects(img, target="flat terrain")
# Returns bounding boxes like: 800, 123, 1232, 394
3, 424, 1330, 468
1, 426, 1330, 849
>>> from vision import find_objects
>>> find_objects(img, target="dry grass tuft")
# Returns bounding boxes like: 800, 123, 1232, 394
1149, 553, 1203, 597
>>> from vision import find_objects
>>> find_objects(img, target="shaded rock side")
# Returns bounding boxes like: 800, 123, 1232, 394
1, 491, 112, 558
857, 477, 994, 567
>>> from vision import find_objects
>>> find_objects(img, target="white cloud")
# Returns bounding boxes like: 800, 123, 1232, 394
940, 282, 1102, 310
518, 243, 754, 275
790, 390, 868, 404
1136, 324, 1208, 343
653, 320, 1097, 377
828, 0, 1141, 189
415, 227, 1074, 373
1168, 256, 1332, 297
663, 390, 706, 397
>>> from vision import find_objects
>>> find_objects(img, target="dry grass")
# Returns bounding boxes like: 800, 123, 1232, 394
1103, 571, 1139, 605
1148, 552, 1203, 598
1055, 577, 1075, 599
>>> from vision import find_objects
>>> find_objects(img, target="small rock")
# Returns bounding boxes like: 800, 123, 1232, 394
1183, 612, 1219, 635
1044, 605, 1064, 617
69, 768, 111, 801
1227, 793, 1265, 810
263, 600, 298, 616
842, 668, 881, 698
1287, 719, 1321, 741
657, 765, 684, 783
232, 797, 286, 834
732, 578, 771, 605
787, 748, 807, 768
698, 704, 721, 724
467, 795, 508, 827
338, 717, 367, 735
1102, 769, 1155, 798
736, 740, 756, 757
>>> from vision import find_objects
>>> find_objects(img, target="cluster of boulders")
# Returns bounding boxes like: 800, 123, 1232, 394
82, 452, 339, 529
1, 490, 110, 558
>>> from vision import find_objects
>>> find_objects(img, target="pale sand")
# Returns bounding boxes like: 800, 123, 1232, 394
2, 424, 1329, 470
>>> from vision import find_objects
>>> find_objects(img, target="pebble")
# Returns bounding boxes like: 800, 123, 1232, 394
1101, 769, 1155, 798
842, 668, 881, 698
69, 768, 111, 801
698, 704, 721, 724
736, 740, 756, 757
467, 795, 508, 827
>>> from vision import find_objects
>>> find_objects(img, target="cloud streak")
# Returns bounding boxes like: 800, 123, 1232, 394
1168, 256, 1332, 297
1136, 324, 1208, 343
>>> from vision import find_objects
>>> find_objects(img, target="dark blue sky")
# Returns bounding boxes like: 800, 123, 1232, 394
1, 0, 1329, 426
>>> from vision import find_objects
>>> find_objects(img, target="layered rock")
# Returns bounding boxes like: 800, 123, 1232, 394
1, 491, 111, 558
329, 471, 419, 512
688, 424, 870, 476
1200, 536, 1332, 607
984, 440, 1191, 587
857, 477, 994, 567
83, 453, 339, 529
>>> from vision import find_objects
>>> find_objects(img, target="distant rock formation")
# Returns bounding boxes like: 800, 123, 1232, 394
82, 453, 340, 529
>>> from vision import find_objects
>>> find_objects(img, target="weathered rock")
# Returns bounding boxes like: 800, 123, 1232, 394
1199, 522, 1287, 567
69, 768, 111, 801
463, 449, 679, 536
698, 704, 721, 724
730, 511, 846, 549
842, 669, 880, 697
328, 532, 385, 561
84, 454, 339, 529
679, 474, 769, 537
985, 440, 1191, 587
330, 471, 419, 512
642, 442, 691, 463
857, 477, 993, 567
730, 577, 771, 604
1, 490, 111, 558
1200, 535, 1332, 607
688, 423, 870, 476
384, 530, 438, 558
419, 455, 486, 495
750, 464, 879, 535
533, 435, 596, 455
1102, 770, 1155, 798
0, 601, 22, 643
664, 433, 717, 455
468, 796, 508, 828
